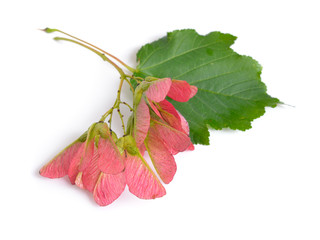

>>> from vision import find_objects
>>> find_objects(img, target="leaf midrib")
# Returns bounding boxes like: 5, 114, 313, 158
198, 88, 263, 102
173, 53, 237, 79
138, 39, 227, 72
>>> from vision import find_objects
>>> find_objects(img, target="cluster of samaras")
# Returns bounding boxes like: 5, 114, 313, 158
40, 77, 197, 206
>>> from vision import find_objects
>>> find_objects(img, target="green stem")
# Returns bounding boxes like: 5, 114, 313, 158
42, 30, 136, 136
101, 108, 113, 123
127, 75, 144, 83
43, 28, 136, 73
121, 101, 133, 111
54, 37, 126, 78
117, 108, 126, 132
99, 76, 126, 129
124, 78, 135, 92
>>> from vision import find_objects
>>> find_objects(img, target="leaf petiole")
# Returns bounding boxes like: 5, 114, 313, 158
127, 75, 144, 83
42, 28, 136, 73
54, 37, 126, 78
50, 35, 132, 134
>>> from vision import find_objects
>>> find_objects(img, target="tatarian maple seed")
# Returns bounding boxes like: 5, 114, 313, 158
40, 27, 278, 206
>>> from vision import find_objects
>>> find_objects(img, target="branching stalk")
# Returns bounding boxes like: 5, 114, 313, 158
43, 29, 139, 136
121, 101, 133, 111
43, 28, 136, 73
54, 37, 126, 78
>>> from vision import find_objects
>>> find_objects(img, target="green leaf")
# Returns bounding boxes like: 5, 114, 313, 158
135, 29, 279, 145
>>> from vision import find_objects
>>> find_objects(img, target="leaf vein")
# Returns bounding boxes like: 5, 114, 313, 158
173, 34, 189, 55
193, 92, 223, 120
230, 87, 265, 96
189, 69, 242, 85
140, 40, 227, 71
174, 53, 236, 79
139, 45, 166, 67
198, 88, 259, 102
217, 79, 256, 93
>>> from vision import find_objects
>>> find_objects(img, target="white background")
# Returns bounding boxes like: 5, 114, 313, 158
0, 0, 319, 239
